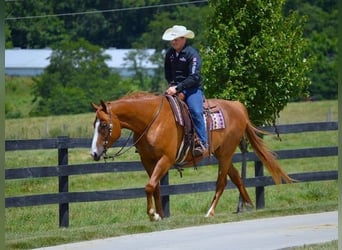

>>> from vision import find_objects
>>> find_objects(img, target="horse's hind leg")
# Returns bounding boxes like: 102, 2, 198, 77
228, 164, 254, 212
205, 157, 231, 217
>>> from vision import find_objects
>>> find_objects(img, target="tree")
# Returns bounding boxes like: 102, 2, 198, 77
5, 25, 13, 48
7, 0, 336, 104
202, 0, 312, 126
5, 0, 69, 48
285, 1, 338, 100
30, 39, 133, 116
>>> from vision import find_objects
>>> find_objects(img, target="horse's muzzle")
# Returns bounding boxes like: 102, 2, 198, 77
91, 152, 101, 161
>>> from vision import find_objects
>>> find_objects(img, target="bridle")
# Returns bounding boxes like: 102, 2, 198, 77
99, 96, 165, 160
102, 104, 113, 152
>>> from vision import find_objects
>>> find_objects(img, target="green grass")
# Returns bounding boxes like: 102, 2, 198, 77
5, 98, 338, 249
5, 76, 34, 119
292, 240, 338, 250
275, 99, 337, 124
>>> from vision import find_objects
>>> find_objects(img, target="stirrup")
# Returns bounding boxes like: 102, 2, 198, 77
193, 142, 207, 157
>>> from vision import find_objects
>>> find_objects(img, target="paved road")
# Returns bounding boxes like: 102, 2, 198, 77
36, 211, 338, 250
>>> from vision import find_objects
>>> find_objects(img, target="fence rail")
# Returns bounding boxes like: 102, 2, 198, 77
5, 122, 338, 227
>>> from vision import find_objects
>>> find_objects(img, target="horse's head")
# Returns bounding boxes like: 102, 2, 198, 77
90, 100, 121, 161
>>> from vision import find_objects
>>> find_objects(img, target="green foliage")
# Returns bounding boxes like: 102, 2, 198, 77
6, 0, 183, 49
202, 0, 312, 126
5, 0, 337, 105
5, 0, 70, 48
284, 1, 338, 100
5, 103, 22, 119
30, 39, 132, 116
5, 76, 34, 119
122, 49, 166, 93
5, 25, 13, 48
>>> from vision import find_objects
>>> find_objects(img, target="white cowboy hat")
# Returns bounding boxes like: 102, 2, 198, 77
162, 25, 195, 41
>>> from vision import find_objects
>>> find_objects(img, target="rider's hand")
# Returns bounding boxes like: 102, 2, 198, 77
166, 86, 177, 95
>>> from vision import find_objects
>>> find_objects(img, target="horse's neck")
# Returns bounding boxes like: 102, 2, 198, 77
111, 97, 160, 133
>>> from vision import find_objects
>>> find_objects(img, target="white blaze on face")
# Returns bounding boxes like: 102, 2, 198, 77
91, 119, 102, 157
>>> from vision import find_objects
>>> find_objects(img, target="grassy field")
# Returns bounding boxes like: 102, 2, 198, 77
5, 76, 34, 119
5, 98, 338, 249
293, 240, 338, 250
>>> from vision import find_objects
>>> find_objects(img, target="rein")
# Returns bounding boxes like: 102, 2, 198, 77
103, 95, 165, 161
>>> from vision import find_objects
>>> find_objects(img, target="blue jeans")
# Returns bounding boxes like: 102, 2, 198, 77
183, 87, 207, 146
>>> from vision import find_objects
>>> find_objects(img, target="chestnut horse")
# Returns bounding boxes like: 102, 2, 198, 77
90, 92, 292, 221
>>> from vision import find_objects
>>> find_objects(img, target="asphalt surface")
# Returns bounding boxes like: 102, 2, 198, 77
36, 211, 338, 250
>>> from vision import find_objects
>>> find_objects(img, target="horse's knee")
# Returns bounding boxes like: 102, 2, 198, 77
145, 183, 155, 194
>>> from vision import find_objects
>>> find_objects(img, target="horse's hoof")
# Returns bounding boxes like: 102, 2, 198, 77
245, 203, 254, 212
205, 206, 215, 218
148, 209, 162, 221
205, 213, 214, 218
234, 202, 254, 213
205, 208, 215, 217
149, 213, 161, 221
153, 213, 161, 221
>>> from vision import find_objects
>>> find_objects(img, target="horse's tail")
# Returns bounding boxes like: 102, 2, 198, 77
245, 121, 293, 184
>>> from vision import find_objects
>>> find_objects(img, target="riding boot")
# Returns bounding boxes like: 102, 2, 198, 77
193, 139, 207, 157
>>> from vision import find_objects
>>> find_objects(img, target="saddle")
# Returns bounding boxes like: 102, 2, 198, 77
165, 94, 226, 163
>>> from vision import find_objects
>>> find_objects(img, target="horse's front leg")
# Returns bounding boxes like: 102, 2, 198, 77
145, 183, 162, 221
144, 156, 172, 221
153, 183, 164, 218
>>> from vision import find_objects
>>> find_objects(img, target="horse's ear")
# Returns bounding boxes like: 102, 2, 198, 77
100, 100, 107, 113
91, 102, 99, 111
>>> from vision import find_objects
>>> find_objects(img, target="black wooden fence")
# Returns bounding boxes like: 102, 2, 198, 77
5, 122, 338, 227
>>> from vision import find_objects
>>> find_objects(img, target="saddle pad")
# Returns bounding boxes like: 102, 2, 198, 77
166, 94, 226, 130
206, 109, 225, 130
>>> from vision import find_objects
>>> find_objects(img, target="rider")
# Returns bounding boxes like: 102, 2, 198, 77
163, 25, 207, 157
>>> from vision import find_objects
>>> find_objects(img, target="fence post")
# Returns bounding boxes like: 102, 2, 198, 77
58, 136, 69, 228
161, 171, 170, 217
254, 160, 265, 209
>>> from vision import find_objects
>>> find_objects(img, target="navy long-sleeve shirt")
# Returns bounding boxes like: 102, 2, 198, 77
164, 44, 202, 92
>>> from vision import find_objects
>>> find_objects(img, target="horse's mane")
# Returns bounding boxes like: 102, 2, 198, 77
120, 91, 159, 100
